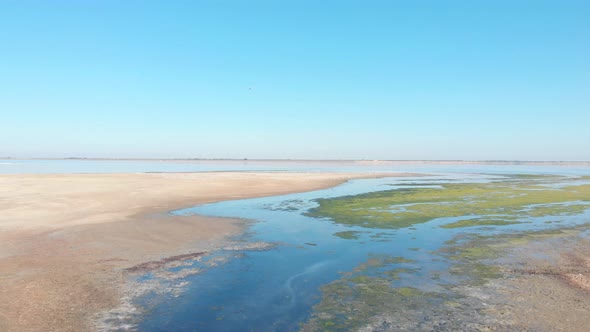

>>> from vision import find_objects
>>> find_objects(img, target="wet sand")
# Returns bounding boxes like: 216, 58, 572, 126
493, 235, 590, 331
0, 172, 407, 331
436, 231, 590, 331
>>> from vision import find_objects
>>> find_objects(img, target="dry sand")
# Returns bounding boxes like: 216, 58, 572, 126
0, 171, 409, 332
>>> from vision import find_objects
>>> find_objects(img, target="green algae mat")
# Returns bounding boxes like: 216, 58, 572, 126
307, 175, 590, 229
300, 174, 590, 331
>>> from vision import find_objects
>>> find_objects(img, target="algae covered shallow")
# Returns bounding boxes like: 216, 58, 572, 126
307, 175, 590, 229
130, 171, 590, 332
303, 221, 590, 331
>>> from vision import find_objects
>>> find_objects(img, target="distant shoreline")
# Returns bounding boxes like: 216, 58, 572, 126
2, 158, 590, 166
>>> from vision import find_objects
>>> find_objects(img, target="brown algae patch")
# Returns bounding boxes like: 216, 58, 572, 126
124, 252, 208, 273
307, 175, 590, 229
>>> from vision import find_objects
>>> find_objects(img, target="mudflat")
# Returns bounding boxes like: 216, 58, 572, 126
0, 172, 406, 331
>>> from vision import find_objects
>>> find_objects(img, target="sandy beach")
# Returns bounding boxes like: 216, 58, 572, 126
0, 172, 408, 331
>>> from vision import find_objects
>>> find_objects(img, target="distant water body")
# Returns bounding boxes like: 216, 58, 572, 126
1, 159, 590, 176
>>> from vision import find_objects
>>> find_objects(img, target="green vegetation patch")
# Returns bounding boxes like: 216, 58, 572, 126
302, 258, 436, 332
440, 240, 503, 285
333, 230, 363, 240
527, 203, 590, 217
441, 218, 521, 229
339, 254, 416, 278
439, 224, 590, 286
306, 176, 590, 229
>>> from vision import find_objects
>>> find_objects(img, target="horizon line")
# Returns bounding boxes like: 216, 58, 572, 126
2, 157, 590, 164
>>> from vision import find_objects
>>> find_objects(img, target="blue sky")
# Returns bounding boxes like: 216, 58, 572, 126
1, 1, 589, 160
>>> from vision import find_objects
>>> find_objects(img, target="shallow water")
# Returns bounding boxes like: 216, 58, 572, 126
127, 170, 590, 331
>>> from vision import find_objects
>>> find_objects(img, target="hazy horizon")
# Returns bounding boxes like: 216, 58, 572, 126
2, 157, 590, 163
2, 1, 589, 160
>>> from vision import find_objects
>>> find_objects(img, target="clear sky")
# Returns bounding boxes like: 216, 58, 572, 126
1, 1, 589, 160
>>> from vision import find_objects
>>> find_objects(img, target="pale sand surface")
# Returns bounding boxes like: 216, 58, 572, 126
0, 172, 409, 331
